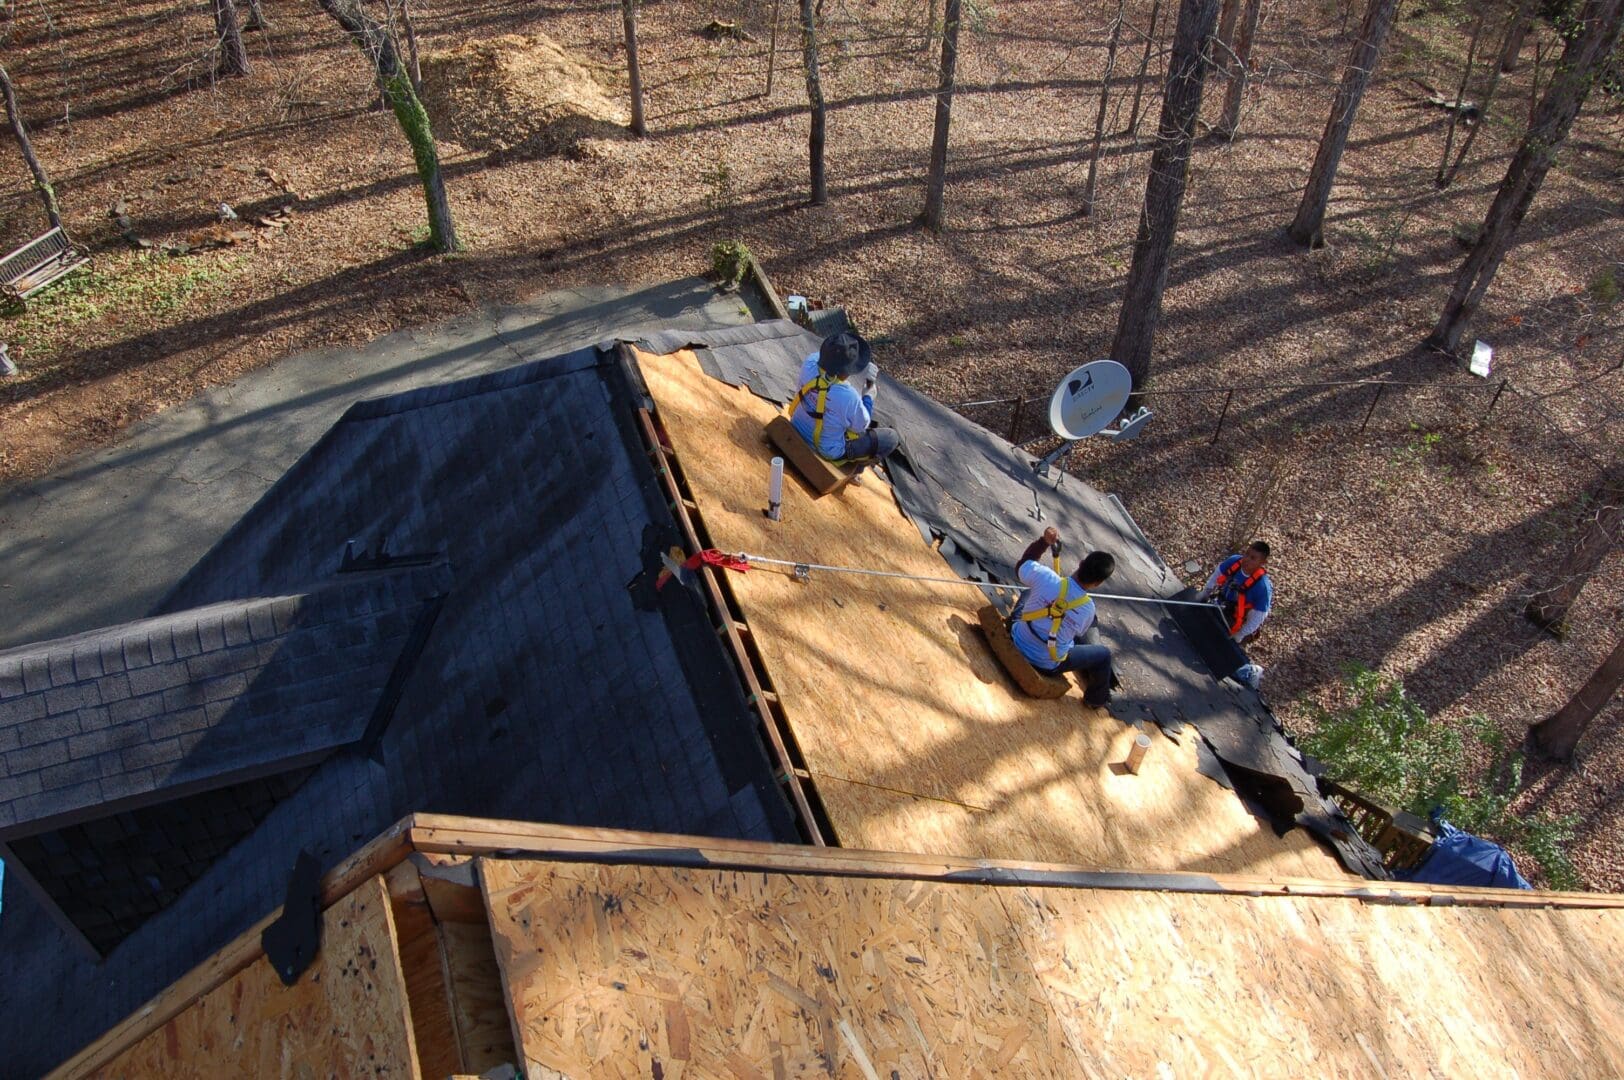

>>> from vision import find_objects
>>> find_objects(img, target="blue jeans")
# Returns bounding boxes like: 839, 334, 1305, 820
839, 427, 899, 464
1034, 625, 1114, 704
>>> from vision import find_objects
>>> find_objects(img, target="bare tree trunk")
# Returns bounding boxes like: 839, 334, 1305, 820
1441, 1, 1530, 187
1529, 39, 1545, 126
1524, 469, 1623, 634
0, 63, 62, 231
1530, 635, 1624, 760
924, 0, 939, 53
1216, 0, 1262, 138
1437, 4, 1487, 186
1500, 13, 1531, 71
623, 0, 647, 136
801, 0, 827, 205
1084, 0, 1126, 215
1287, 0, 1401, 248
766, 0, 783, 95
1216, 0, 1241, 65
921, 0, 963, 231
1109, 0, 1223, 389
401, 0, 423, 92
319, 0, 460, 252
1426, 0, 1624, 356
213, 0, 251, 77
0, 63, 63, 232
1125, 0, 1163, 137
243, 0, 268, 32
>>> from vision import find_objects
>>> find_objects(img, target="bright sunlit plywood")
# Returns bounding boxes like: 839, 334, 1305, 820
636, 347, 1343, 878
482, 856, 1624, 1080
480, 856, 1078, 1078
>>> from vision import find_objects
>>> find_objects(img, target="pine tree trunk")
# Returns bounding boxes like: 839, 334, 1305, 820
1287, 0, 1401, 248
1084, 0, 1126, 215
1109, 0, 1222, 389
623, 0, 647, 136
801, 0, 828, 205
1524, 469, 1623, 634
1530, 635, 1624, 760
214, 0, 251, 77
319, 0, 460, 252
0, 63, 63, 231
1500, 14, 1531, 71
1426, 0, 1624, 356
243, 0, 268, 32
1125, 0, 1163, 137
922, 0, 963, 231
1217, 0, 1262, 137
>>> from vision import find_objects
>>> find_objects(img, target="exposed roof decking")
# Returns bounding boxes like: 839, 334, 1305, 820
482, 854, 1624, 1078
86, 875, 419, 1079
635, 346, 1347, 878
58, 817, 1624, 1079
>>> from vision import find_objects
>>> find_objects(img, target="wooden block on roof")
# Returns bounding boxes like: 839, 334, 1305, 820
977, 603, 1073, 699
765, 414, 849, 496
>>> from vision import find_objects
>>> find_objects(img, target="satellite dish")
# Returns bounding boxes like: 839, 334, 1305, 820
1048, 360, 1132, 440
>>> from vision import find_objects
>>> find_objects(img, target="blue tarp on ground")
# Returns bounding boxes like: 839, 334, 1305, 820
1396, 814, 1532, 889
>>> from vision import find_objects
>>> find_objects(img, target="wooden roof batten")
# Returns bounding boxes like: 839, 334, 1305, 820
49, 813, 1624, 1079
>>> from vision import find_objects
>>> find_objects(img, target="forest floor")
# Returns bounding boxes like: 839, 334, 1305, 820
1, 0, 1621, 886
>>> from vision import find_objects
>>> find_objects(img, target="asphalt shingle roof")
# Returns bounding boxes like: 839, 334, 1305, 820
0, 566, 446, 841
0, 343, 797, 1077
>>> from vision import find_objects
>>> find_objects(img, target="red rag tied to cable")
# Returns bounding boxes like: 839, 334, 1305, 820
655, 548, 752, 591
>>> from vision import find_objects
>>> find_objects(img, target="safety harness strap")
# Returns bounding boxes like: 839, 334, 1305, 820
1214, 562, 1267, 636
791, 373, 862, 462
1019, 578, 1092, 662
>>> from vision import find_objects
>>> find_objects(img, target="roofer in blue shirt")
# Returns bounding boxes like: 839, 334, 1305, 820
1012, 526, 1117, 707
1198, 540, 1273, 643
1197, 540, 1273, 689
789, 330, 899, 480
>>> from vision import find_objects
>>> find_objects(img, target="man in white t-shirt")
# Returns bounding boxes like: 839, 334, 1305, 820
1011, 527, 1117, 706
788, 331, 899, 476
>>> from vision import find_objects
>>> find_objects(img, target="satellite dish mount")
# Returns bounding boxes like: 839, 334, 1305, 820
1031, 359, 1151, 477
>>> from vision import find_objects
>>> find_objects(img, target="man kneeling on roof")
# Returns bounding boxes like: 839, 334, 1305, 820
790, 330, 900, 481
1013, 527, 1117, 707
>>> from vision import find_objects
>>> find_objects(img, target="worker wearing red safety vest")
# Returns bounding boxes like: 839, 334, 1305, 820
789, 330, 900, 479
1199, 540, 1274, 644
1011, 527, 1118, 707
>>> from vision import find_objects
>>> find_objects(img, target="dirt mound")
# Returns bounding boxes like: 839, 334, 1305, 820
418, 34, 627, 155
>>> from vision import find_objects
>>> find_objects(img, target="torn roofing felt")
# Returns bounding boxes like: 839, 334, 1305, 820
0, 564, 448, 841
631, 320, 1387, 879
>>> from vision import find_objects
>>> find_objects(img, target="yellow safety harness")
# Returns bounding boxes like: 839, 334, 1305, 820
790, 372, 862, 462
1020, 577, 1092, 663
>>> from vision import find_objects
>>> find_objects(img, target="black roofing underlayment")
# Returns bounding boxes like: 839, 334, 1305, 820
637, 320, 1387, 880
0, 344, 799, 1077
